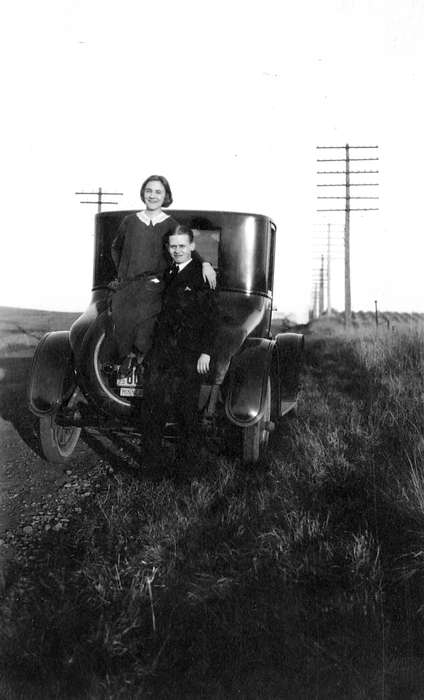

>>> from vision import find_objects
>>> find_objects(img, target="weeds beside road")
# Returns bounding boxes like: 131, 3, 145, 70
1, 322, 424, 698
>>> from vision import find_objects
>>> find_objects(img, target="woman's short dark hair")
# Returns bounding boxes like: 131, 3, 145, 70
140, 175, 173, 207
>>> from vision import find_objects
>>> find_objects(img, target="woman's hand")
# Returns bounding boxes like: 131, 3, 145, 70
197, 353, 211, 375
107, 278, 120, 291
202, 262, 217, 290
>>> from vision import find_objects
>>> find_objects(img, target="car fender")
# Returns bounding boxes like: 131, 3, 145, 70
225, 337, 274, 427
70, 291, 110, 363
27, 331, 74, 416
273, 332, 304, 417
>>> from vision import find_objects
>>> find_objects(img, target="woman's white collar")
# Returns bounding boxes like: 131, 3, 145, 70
137, 210, 169, 226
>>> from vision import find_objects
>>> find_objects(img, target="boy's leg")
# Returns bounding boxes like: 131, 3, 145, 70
174, 356, 202, 459
142, 357, 178, 461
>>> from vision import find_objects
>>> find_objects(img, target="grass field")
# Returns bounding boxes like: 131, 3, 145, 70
0, 306, 80, 357
1, 313, 424, 697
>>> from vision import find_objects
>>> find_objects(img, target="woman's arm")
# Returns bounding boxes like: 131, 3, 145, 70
111, 220, 126, 271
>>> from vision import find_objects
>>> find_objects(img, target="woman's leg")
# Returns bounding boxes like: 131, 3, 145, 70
111, 279, 161, 360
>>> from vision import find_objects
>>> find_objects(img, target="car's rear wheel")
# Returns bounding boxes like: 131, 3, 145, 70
39, 414, 81, 463
241, 377, 271, 463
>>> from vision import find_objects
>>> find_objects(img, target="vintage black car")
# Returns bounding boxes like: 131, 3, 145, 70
28, 210, 303, 464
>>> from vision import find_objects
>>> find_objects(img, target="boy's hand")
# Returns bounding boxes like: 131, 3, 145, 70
197, 353, 211, 374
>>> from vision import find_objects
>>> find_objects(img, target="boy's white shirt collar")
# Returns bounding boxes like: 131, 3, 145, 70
137, 210, 169, 225
176, 259, 192, 272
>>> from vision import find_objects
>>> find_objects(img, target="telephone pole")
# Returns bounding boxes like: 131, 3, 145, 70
319, 254, 325, 316
311, 255, 328, 319
312, 281, 319, 319
75, 187, 123, 213
312, 223, 343, 317
327, 223, 332, 317
316, 144, 379, 326
344, 145, 351, 325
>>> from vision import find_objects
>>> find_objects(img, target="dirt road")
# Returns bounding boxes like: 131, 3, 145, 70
0, 352, 122, 579
0, 349, 149, 537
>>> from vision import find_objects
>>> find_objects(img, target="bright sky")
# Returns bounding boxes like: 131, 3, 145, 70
1, 0, 424, 321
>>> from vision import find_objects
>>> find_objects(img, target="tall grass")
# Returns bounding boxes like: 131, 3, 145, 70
1, 325, 424, 698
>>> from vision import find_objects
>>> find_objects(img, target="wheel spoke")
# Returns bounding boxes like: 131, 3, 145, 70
40, 414, 81, 463
241, 378, 271, 463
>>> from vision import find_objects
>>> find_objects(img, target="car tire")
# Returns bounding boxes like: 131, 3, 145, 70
242, 377, 271, 464
39, 413, 81, 463
81, 311, 132, 415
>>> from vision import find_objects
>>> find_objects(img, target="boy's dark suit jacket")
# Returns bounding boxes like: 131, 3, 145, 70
153, 257, 217, 363
144, 258, 217, 445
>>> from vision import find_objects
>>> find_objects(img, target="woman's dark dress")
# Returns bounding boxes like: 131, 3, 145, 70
111, 213, 179, 358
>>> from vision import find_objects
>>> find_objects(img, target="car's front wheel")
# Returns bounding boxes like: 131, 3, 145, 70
241, 378, 271, 464
39, 413, 81, 463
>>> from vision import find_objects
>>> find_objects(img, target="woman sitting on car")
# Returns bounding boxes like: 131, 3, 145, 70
110, 174, 216, 374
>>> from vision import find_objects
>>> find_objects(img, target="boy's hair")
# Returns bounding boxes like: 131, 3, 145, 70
165, 224, 194, 244
140, 175, 173, 207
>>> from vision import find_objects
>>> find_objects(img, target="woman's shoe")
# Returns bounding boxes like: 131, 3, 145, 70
120, 353, 136, 377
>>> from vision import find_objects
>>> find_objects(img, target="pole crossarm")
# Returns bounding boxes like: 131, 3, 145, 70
317, 157, 379, 162
80, 200, 119, 205
75, 187, 123, 213
317, 207, 379, 212
316, 145, 379, 149
317, 170, 379, 174
317, 183, 379, 187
